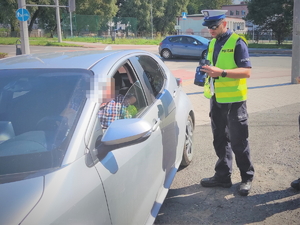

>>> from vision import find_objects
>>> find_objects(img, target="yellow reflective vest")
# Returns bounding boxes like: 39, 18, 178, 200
204, 33, 248, 103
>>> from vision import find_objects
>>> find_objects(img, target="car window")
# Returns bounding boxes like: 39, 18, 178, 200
181, 37, 189, 44
169, 36, 181, 43
98, 63, 147, 130
136, 55, 166, 98
0, 69, 91, 176
194, 36, 210, 45
187, 37, 197, 44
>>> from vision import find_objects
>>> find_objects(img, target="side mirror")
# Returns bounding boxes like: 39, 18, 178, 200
101, 118, 152, 147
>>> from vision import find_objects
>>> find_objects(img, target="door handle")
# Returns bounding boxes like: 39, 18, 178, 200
173, 89, 177, 98
152, 118, 161, 131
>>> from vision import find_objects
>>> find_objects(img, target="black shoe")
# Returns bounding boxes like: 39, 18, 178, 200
239, 181, 252, 196
200, 176, 232, 188
291, 179, 300, 190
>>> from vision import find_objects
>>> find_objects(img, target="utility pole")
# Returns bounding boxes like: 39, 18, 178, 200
55, 0, 62, 42
291, 0, 300, 84
17, 0, 30, 54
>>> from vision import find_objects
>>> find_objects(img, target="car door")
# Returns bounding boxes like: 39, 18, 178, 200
133, 55, 178, 186
187, 37, 203, 57
181, 37, 201, 57
169, 36, 185, 56
87, 59, 167, 225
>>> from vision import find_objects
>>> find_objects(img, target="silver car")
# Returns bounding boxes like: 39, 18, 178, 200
0, 50, 194, 225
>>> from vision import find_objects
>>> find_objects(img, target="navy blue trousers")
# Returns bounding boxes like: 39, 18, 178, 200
210, 96, 254, 183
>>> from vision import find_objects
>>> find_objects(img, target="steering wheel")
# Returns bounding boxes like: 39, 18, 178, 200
36, 116, 67, 131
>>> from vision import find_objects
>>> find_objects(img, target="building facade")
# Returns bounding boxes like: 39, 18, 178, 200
221, 2, 255, 31
222, 2, 248, 19
177, 14, 247, 39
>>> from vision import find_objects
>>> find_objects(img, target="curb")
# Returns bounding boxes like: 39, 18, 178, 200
63, 42, 292, 55
248, 48, 292, 55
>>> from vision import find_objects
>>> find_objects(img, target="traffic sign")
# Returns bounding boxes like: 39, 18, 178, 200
16, 8, 30, 22
182, 12, 187, 20
175, 25, 181, 30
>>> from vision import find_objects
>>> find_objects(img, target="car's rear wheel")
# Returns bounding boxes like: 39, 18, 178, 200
161, 49, 172, 59
201, 50, 207, 60
181, 115, 194, 166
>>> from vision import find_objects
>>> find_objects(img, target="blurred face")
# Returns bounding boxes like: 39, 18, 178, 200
101, 78, 115, 103
208, 20, 227, 38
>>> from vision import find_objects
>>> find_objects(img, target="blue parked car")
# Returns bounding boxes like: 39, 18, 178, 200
159, 35, 209, 59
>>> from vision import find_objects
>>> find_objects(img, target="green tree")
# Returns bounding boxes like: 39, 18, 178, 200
41, 0, 118, 36
31, 0, 67, 37
0, 0, 19, 35
0, 0, 68, 37
154, 0, 190, 35
117, 0, 151, 35
201, 0, 233, 10
76, 0, 118, 18
187, 0, 233, 14
246, 0, 293, 45
0, 0, 118, 37
117, 0, 190, 36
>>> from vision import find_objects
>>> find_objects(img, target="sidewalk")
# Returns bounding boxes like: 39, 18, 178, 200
63, 41, 293, 55
248, 48, 292, 55
182, 75, 300, 126
63, 41, 159, 52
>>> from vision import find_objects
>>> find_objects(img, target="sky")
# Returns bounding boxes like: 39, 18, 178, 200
233, 0, 244, 4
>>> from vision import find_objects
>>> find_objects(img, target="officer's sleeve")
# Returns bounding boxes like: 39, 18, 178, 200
234, 39, 252, 68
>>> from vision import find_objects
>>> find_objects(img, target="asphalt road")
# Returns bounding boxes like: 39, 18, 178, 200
155, 103, 300, 225
156, 54, 300, 224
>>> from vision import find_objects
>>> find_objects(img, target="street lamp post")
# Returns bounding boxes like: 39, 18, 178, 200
151, 0, 153, 39
54, 0, 62, 42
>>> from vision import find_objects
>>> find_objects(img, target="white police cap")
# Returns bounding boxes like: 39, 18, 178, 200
201, 10, 228, 27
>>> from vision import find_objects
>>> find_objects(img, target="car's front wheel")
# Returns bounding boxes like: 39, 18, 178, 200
161, 49, 172, 59
181, 115, 194, 166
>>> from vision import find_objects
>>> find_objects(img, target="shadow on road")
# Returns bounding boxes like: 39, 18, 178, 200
155, 103, 300, 225
155, 184, 300, 224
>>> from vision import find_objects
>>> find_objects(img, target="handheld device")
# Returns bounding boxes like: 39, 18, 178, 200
194, 59, 211, 86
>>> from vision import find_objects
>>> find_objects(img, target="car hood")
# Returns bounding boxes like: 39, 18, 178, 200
0, 176, 44, 224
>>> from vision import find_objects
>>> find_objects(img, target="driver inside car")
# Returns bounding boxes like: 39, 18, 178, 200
98, 86, 137, 130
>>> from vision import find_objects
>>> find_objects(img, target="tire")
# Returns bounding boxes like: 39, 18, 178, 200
161, 49, 172, 59
181, 115, 194, 167
201, 50, 207, 60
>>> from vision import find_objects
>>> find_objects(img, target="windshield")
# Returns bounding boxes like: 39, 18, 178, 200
0, 69, 90, 177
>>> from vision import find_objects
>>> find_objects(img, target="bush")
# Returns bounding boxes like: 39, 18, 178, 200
242, 33, 251, 41
238, 34, 248, 45
0, 52, 8, 58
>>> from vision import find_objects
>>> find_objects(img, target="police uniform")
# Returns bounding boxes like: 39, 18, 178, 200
200, 10, 254, 194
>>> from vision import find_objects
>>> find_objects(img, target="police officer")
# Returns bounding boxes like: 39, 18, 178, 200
199, 10, 254, 196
